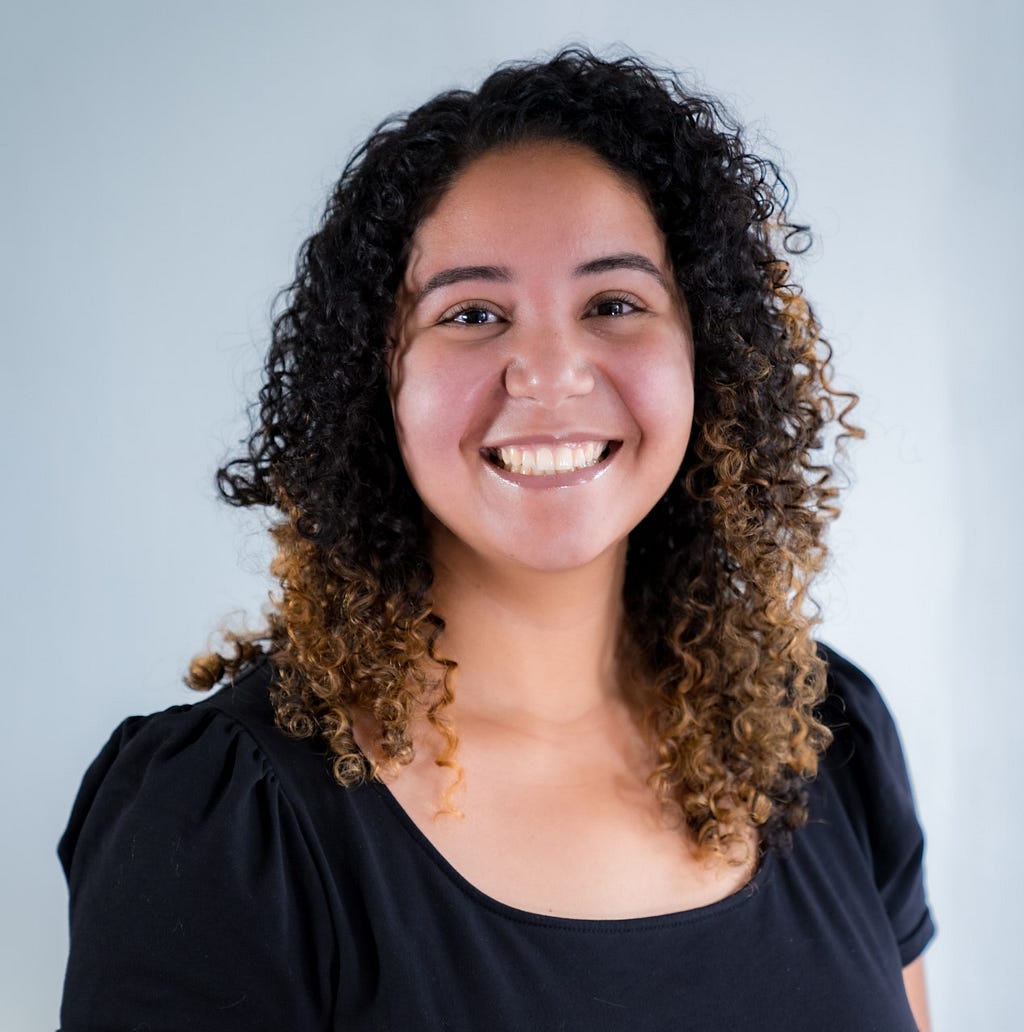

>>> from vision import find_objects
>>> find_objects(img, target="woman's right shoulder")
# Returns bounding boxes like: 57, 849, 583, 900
65, 661, 281, 847
57, 657, 348, 1029
59, 656, 341, 872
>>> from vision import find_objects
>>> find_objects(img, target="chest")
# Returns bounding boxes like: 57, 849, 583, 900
381, 750, 757, 920
335, 787, 918, 1032
325, 776, 918, 1032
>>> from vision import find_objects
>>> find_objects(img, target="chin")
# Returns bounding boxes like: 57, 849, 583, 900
425, 513, 629, 578
497, 539, 624, 575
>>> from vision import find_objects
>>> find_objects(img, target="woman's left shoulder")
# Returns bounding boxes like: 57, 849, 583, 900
815, 642, 903, 743
813, 641, 919, 815
811, 641, 936, 965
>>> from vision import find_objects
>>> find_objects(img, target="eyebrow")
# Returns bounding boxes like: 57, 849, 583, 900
413, 251, 667, 305
415, 265, 511, 304
573, 252, 667, 288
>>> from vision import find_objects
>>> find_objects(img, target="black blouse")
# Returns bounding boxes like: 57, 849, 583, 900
58, 645, 934, 1031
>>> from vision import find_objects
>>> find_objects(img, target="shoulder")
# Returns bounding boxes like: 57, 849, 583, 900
816, 642, 901, 743
816, 642, 892, 729
811, 642, 936, 965
63, 658, 323, 842
64, 659, 275, 858
815, 642, 916, 811
58, 657, 340, 1028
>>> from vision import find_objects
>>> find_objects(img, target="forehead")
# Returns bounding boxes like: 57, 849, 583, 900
403, 142, 668, 279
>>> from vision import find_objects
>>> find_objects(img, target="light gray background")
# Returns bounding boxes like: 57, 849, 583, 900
3, 1, 1020, 1028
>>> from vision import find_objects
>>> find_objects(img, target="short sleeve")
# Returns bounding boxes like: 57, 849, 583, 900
58, 702, 336, 1030
819, 645, 936, 966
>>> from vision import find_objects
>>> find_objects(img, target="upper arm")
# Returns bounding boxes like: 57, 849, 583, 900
820, 645, 936, 964
59, 708, 334, 1030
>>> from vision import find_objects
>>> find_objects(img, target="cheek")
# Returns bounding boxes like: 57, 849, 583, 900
390, 346, 500, 473
617, 342, 695, 448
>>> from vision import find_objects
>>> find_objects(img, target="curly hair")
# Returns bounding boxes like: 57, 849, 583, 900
189, 46, 861, 856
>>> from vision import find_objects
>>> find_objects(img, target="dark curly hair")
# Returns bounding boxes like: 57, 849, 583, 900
189, 46, 861, 856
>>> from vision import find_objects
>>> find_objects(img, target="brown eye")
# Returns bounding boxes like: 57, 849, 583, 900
452, 308, 496, 325
440, 304, 503, 326
588, 296, 643, 318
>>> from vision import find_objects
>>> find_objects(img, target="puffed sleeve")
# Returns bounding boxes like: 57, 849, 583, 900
820, 645, 936, 966
58, 703, 336, 1030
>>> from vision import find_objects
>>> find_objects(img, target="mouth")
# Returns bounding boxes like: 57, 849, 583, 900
482, 441, 618, 476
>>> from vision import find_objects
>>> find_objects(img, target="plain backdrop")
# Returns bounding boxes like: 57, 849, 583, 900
3, 1, 1020, 1028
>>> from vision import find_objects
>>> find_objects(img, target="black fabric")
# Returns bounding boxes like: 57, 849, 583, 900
58, 644, 934, 1031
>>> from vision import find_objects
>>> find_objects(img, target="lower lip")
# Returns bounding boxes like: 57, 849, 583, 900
481, 450, 617, 489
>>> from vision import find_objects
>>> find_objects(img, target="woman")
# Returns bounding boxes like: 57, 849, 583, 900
59, 48, 934, 1030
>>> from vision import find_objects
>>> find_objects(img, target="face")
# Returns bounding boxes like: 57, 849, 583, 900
389, 142, 695, 575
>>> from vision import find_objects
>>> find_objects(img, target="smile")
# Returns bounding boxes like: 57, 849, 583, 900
484, 441, 614, 476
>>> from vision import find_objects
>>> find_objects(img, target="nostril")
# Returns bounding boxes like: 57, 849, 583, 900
503, 354, 596, 403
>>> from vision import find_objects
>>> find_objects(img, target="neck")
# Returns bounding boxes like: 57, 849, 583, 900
426, 524, 630, 729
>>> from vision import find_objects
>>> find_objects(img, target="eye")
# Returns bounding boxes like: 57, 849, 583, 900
587, 294, 645, 318
440, 303, 504, 326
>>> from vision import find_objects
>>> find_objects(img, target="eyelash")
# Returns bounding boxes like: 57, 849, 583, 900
441, 302, 503, 326
587, 293, 645, 318
438, 293, 647, 326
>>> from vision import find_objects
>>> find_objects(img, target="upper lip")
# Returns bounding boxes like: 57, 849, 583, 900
481, 432, 619, 449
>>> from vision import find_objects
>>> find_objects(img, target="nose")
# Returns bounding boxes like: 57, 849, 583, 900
503, 326, 596, 406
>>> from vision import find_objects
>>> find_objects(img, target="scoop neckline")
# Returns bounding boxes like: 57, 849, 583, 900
366, 775, 774, 932
228, 660, 775, 929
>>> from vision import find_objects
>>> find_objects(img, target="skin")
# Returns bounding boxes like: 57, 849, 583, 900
377, 140, 930, 1017
903, 957, 931, 1030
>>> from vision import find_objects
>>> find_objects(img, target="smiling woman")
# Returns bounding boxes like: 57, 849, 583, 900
57, 48, 934, 1031
390, 143, 695, 574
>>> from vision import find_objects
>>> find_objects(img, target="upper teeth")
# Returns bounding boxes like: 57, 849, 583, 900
494, 442, 607, 475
